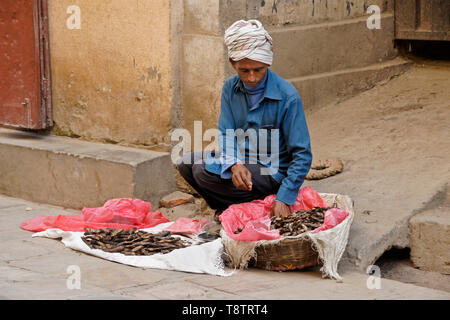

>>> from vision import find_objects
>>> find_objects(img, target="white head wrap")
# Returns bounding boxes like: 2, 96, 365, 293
224, 19, 273, 66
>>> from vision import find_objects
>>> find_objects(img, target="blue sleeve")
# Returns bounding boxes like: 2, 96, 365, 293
217, 82, 242, 179
220, 161, 238, 179
275, 94, 312, 205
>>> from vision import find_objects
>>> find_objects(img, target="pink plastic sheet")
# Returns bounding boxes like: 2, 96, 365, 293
311, 208, 349, 234
163, 217, 211, 234
21, 198, 170, 232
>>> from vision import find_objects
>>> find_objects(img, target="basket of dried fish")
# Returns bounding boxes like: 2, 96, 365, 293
220, 192, 354, 279
249, 207, 328, 271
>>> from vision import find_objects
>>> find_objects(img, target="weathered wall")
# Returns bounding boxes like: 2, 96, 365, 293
48, 0, 176, 147
222, 0, 393, 29
220, 0, 395, 78
182, 0, 226, 148
47, 0, 398, 150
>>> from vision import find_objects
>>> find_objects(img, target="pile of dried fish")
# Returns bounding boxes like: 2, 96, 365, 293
81, 228, 189, 255
270, 206, 331, 236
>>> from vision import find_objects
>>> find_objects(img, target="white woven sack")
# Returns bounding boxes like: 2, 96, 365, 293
221, 193, 354, 281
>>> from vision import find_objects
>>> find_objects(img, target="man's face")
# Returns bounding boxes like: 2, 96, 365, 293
230, 58, 269, 88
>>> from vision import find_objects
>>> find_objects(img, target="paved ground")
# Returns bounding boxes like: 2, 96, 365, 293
1, 194, 448, 300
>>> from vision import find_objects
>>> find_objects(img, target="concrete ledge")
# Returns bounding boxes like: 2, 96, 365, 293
289, 57, 411, 113
270, 14, 397, 79
0, 128, 176, 210
410, 207, 450, 274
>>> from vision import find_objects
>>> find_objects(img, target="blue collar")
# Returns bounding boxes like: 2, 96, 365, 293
233, 68, 282, 101
243, 70, 268, 93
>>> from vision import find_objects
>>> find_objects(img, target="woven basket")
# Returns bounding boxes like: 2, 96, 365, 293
250, 235, 320, 271
221, 193, 353, 273
249, 193, 345, 271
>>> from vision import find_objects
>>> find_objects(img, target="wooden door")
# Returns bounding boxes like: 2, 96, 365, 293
0, 0, 52, 129
395, 0, 450, 41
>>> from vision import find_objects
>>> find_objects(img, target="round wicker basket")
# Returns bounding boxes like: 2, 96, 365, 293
221, 193, 353, 273
250, 235, 320, 271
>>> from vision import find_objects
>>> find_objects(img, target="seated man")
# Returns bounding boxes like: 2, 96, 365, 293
177, 19, 312, 217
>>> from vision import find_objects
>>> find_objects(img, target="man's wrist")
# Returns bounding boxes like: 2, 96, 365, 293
231, 162, 243, 173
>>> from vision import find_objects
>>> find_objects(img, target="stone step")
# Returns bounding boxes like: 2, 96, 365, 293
289, 57, 411, 113
269, 13, 397, 79
409, 187, 450, 274
0, 128, 176, 210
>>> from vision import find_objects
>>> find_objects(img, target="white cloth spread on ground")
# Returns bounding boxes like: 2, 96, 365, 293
32, 222, 233, 277
224, 19, 273, 65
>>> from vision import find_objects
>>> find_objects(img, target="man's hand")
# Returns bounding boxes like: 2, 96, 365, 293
270, 201, 291, 217
231, 163, 252, 191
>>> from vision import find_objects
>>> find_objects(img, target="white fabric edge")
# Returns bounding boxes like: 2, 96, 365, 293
32, 222, 234, 277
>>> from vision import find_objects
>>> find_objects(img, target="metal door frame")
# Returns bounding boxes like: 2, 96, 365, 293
36, 0, 53, 129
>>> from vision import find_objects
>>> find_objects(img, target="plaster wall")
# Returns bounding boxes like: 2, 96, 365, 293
48, 0, 175, 147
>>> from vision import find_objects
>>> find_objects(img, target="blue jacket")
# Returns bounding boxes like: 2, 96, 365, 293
205, 68, 312, 205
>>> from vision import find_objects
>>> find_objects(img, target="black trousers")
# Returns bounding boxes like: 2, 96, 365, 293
177, 151, 281, 211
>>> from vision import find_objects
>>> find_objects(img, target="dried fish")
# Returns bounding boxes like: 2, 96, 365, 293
81, 228, 190, 256
270, 207, 330, 236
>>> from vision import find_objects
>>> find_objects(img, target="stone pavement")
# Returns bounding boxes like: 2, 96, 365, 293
1, 194, 449, 300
